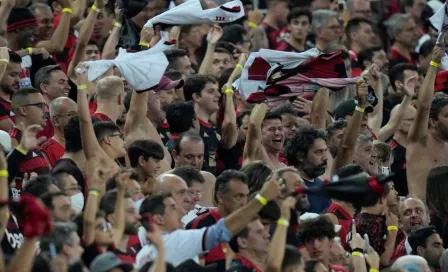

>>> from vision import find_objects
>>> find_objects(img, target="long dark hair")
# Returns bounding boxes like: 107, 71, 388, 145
427, 166, 448, 232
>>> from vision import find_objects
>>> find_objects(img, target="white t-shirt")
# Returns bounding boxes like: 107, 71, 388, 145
135, 228, 206, 268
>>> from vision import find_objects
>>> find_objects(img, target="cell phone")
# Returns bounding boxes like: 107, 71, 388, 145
381, 167, 390, 175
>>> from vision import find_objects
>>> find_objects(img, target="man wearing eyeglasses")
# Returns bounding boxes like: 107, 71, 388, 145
9, 87, 50, 196
40, 97, 77, 167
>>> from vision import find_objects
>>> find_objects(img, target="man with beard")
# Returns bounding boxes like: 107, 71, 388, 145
186, 170, 249, 271
408, 226, 444, 271
285, 126, 330, 213
406, 45, 447, 200
153, 75, 184, 145
100, 189, 142, 263
244, 104, 286, 169
0, 51, 21, 131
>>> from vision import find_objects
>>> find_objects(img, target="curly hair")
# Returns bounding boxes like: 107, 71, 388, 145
285, 126, 327, 167
298, 215, 336, 243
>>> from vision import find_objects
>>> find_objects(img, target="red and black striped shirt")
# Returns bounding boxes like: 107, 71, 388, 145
326, 202, 353, 248
186, 209, 226, 271
0, 97, 14, 124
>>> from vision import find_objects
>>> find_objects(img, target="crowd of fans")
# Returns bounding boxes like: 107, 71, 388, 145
2, 0, 448, 271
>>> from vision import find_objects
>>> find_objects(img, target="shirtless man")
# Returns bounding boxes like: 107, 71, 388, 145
243, 103, 286, 169
406, 44, 446, 200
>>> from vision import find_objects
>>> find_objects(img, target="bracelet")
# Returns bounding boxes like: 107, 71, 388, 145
236, 64, 243, 70
430, 61, 440, 68
114, 21, 122, 28
255, 194, 267, 206
89, 190, 99, 196
77, 84, 87, 90
277, 218, 289, 227
27, 47, 33, 55
0, 170, 8, 177
15, 146, 27, 155
91, 4, 100, 12
62, 8, 73, 14
89, 189, 100, 196
224, 88, 234, 95
355, 106, 365, 113
387, 225, 398, 231
369, 269, 379, 272
248, 21, 257, 28
352, 251, 362, 257
0, 59, 9, 64
139, 42, 149, 47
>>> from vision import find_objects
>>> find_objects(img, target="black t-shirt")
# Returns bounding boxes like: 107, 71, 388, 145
1, 212, 23, 256
389, 139, 408, 196
215, 141, 244, 175
198, 119, 220, 174
226, 255, 261, 272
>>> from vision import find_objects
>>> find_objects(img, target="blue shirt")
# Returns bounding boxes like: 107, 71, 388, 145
304, 177, 330, 214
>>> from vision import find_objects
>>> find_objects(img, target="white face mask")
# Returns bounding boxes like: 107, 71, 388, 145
71, 193, 85, 212
135, 198, 144, 213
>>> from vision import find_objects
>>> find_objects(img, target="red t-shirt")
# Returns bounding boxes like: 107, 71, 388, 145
326, 202, 353, 248
92, 112, 113, 122
40, 138, 65, 167
0, 97, 15, 124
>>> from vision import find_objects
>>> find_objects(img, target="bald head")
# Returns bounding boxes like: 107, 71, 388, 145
154, 174, 190, 214
49, 97, 77, 118
391, 255, 431, 272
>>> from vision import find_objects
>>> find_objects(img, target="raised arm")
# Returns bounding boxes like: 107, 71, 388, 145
124, 90, 172, 173
332, 80, 368, 172
111, 172, 129, 246
101, 8, 123, 60
83, 168, 103, 246
198, 25, 223, 75
377, 76, 415, 141
0, 0, 14, 34
221, 54, 246, 149
365, 65, 383, 136
67, 0, 103, 79
408, 45, 444, 143
74, 63, 102, 159
266, 197, 296, 272
70, 0, 87, 26
243, 103, 267, 165
310, 87, 330, 129
35, 0, 71, 54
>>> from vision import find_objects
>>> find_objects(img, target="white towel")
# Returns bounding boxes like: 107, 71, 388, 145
143, 0, 245, 28
429, 2, 448, 70
85, 39, 173, 91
